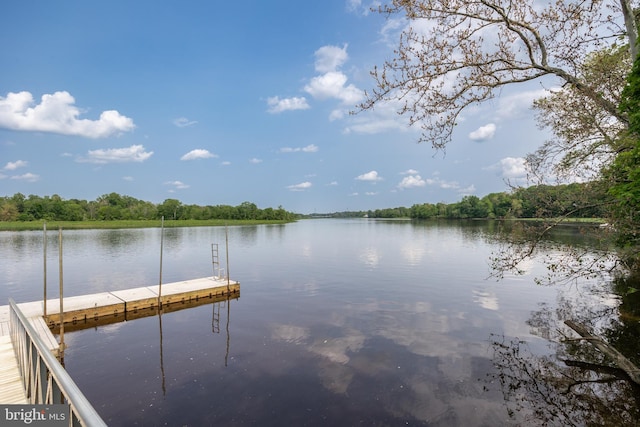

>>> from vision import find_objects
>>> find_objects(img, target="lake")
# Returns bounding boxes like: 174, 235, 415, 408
1, 219, 637, 426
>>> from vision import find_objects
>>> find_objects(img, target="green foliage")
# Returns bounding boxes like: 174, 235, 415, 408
605, 52, 640, 269
330, 182, 606, 221
0, 193, 297, 223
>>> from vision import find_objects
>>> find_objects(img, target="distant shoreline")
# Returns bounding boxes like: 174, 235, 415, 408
0, 219, 296, 231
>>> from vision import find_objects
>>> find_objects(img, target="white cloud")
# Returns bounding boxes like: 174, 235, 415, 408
495, 157, 527, 179
398, 175, 426, 189
173, 117, 198, 127
78, 144, 153, 164
342, 97, 412, 135
458, 184, 476, 195
123, 176, 134, 181
249, 158, 263, 164
279, 144, 319, 153
0, 91, 135, 138
496, 89, 549, 119
314, 45, 349, 73
287, 181, 312, 191
164, 180, 189, 190
304, 71, 363, 104
329, 109, 345, 121
10, 172, 39, 182
356, 170, 383, 182
327, 181, 338, 186
469, 123, 496, 141
365, 191, 379, 196
180, 149, 218, 161
400, 169, 419, 175
221, 161, 231, 166
267, 96, 310, 113
4, 160, 27, 170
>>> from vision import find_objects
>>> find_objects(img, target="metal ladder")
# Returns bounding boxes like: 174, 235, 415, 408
211, 243, 225, 279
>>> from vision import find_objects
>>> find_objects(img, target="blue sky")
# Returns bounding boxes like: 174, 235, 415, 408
0, 0, 552, 213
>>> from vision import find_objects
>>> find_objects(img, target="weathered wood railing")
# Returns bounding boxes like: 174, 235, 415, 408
9, 298, 107, 427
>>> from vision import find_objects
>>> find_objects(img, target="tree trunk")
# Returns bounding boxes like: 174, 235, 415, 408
621, 0, 638, 61
564, 319, 640, 386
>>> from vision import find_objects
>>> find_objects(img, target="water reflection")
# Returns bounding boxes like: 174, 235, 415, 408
4, 219, 639, 425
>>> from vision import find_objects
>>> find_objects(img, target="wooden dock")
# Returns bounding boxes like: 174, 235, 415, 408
0, 276, 239, 404
1, 276, 239, 330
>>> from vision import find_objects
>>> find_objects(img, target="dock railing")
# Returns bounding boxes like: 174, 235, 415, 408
8, 298, 107, 427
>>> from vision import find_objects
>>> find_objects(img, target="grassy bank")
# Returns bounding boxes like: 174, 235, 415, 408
0, 219, 295, 231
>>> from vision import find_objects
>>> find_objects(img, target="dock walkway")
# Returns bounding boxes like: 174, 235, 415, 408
0, 276, 239, 404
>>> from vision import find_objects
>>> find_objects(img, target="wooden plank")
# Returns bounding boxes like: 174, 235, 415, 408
147, 277, 240, 306
41, 293, 126, 326
0, 306, 9, 323
0, 335, 27, 404
4, 276, 239, 332
29, 317, 59, 355
0, 321, 9, 337
110, 287, 159, 311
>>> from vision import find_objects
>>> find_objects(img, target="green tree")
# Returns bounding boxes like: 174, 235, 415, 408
606, 53, 640, 270
158, 199, 183, 220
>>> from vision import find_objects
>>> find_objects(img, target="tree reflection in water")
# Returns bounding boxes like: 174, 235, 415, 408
488, 276, 640, 426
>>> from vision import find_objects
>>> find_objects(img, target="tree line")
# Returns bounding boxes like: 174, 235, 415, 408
330, 182, 608, 220
0, 192, 297, 222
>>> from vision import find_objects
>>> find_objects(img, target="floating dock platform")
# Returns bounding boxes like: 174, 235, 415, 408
0, 276, 239, 334
0, 276, 238, 405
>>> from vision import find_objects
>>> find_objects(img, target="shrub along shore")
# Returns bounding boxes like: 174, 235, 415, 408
0, 219, 294, 231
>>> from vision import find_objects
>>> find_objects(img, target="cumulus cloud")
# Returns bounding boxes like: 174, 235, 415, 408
279, 144, 318, 153
398, 175, 426, 189
164, 180, 189, 190
10, 172, 39, 182
422, 176, 474, 194
469, 123, 496, 141
267, 96, 310, 113
355, 170, 383, 182
400, 169, 419, 175
304, 71, 363, 104
123, 176, 134, 181
491, 157, 527, 179
78, 144, 153, 164
0, 91, 135, 138
249, 158, 263, 164
287, 181, 312, 191
314, 44, 349, 73
173, 117, 198, 127
180, 149, 218, 161
4, 160, 27, 170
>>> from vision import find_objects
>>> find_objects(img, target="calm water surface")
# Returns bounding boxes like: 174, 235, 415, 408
0, 219, 619, 426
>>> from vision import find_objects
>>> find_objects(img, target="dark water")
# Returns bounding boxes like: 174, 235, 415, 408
1, 219, 637, 426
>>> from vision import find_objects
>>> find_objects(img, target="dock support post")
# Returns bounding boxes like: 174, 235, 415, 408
43, 222, 47, 318
225, 224, 230, 292
158, 216, 164, 309
58, 227, 65, 354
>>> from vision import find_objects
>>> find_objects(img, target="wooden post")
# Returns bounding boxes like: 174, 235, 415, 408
158, 216, 164, 309
225, 224, 230, 291
43, 222, 47, 318
58, 227, 65, 352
